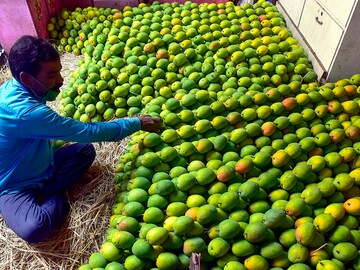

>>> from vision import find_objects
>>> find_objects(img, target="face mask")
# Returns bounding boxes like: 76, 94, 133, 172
44, 89, 61, 101
27, 75, 62, 102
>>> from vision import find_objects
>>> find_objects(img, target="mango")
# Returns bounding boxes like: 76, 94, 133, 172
196, 204, 217, 225
131, 238, 154, 260
224, 261, 246, 270
260, 241, 284, 259
295, 222, 317, 245
218, 219, 241, 240
182, 237, 206, 256
333, 242, 358, 262
244, 222, 269, 243
333, 173, 354, 191
207, 237, 230, 258
196, 167, 217, 185
156, 252, 179, 270
343, 197, 360, 215
172, 216, 194, 236
308, 249, 329, 268
324, 203, 346, 221
262, 208, 287, 229
238, 181, 260, 200
316, 260, 342, 270
313, 213, 336, 233
285, 198, 307, 217
288, 263, 312, 270
231, 239, 256, 257
146, 226, 169, 245
329, 225, 351, 244
288, 243, 309, 263
301, 186, 323, 205
217, 191, 241, 211
244, 254, 269, 270
175, 173, 197, 192
279, 170, 298, 190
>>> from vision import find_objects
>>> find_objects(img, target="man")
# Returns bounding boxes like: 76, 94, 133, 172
0, 35, 162, 243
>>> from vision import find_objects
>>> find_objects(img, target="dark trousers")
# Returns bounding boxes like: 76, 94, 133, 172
0, 143, 96, 243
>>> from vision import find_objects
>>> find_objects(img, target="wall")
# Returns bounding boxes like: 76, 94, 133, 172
0, 0, 38, 53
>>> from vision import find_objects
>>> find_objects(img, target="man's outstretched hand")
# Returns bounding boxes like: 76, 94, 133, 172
138, 115, 163, 133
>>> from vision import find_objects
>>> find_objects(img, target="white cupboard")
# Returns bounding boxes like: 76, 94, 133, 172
276, 0, 360, 82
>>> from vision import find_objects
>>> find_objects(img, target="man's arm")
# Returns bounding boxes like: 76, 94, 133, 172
2, 104, 161, 142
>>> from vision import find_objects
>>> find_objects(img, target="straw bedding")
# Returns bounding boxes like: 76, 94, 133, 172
0, 53, 126, 269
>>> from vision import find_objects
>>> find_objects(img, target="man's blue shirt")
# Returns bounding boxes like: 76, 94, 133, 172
0, 78, 141, 195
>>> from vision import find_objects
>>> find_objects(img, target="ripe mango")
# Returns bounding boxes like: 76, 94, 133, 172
316, 260, 342, 270
244, 254, 269, 270
343, 197, 360, 215
285, 198, 307, 217
295, 222, 317, 246
216, 165, 236, 183
313, 213, 336, 233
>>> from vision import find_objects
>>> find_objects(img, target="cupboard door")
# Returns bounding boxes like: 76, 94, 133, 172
298, 0, 343, 69
316, 0, 356, 27
277, 0, 305, 26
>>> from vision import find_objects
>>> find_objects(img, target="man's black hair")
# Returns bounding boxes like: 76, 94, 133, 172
8, 35, 60, 82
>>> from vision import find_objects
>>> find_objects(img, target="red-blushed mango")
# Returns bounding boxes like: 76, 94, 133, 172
216, 165, 236, 182
285, 198, 306, 217
235, 158, 254, 174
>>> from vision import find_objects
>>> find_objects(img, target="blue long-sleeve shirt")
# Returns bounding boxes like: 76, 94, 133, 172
0, 78, 141, 195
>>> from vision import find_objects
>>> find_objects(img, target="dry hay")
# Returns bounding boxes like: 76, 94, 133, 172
0, 59, 11, 85
0, 53, 128, 269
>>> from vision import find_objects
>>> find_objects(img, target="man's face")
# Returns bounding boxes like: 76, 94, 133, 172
29, 58, 64, 97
